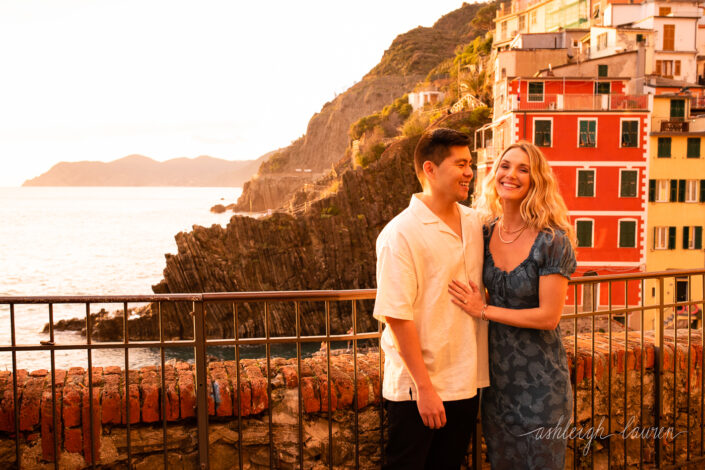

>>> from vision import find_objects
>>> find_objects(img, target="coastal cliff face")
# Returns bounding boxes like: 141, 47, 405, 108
127, 112, 486, 341
234, 2, 487, 212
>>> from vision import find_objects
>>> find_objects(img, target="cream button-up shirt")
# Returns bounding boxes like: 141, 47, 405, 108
373, 194, 489, 402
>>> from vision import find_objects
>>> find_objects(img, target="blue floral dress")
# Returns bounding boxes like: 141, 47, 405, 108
481, 223, 576, 470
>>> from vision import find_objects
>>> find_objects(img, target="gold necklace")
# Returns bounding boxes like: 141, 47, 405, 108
500, 218, 526, 234
497, 219, 527, 244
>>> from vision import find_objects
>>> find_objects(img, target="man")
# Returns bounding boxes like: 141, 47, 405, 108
373, 128, 488, 469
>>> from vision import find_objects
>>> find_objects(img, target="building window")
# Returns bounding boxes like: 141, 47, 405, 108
659, 7, 672, 16
576, 220, 593, 247
501, 21, 507, 40
572, 39, 579, 48
656, 180, 669, 202
654, 226, 676, 250
686, 180, 699, 202
619, 220, 637, 248
620, 170, 638, 197
636, 34, 645, 43
598, 65, 608, 77
654, 227, 668, 249
528, 82, 544, 102
597, 33, 608, 51
669, 179, 686, 202
595, 82, 610, 94
531, 11, 537, 25
656, 60, 681, 78
534, 119, 552, 147
577, 169, 595, 197
519, 15, 526, 31
658, 137, 671, 158
683, 226, 703, 250
701, 180, 705, 203
578, 119, 597, 147
687, 138, 701, 158
671, 99, 685, 119
663, 24, 675, 50
621, 120, 638, 147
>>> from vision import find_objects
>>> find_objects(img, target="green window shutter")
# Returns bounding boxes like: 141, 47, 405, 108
535, 120, 552, 147
668, 226, 676, 249
670, 99, 685, 119
687, 138, 701, 158
621, 121, 638, 147
701, 180, 705, 203
683, 226, 690, 249
695, 226, 703, 250
678, 179, 686, 202
619, 221, 636, 248
670, 180, 678, 202
577, 221, 593, 247
579, 121, 596, 147
598, 65, 608, 77
649, 179, 656, 202
621, 171, 637, 197
658, 138, 671, 158
578, 171, 595, 197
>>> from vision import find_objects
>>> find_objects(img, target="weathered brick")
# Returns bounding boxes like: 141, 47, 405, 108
122, 383, 140, 424
101, 374, 122, 425
63, 426, 82, 453
179, 370, 196, 419
40, 390, 61, 462
301, 377, 320, 413
19, 375, 43, 431
165, 379, 180, 421
356, 377, 369, 409
140, 368, 160, 423
235, 380, 251, 417
82, 388, 101, 464
62, 386, 82, 428
250, 377, 268, 415
319, 375, 337, 412
281, 366, 298, 388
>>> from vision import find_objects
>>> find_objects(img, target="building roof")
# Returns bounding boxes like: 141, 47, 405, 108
645, 76, 705, 88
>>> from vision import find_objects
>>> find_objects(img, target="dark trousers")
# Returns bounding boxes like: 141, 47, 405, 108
383, 395, 479, 470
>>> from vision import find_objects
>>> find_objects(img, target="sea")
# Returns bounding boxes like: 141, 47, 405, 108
0, 186, 244, 372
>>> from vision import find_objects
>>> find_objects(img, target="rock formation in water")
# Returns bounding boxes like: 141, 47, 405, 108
234, 2, 489, 212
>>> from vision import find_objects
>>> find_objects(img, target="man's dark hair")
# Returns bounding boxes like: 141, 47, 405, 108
413, 128, 470, 178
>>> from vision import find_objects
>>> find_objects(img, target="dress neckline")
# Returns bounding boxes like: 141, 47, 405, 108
486, 222, 542, 276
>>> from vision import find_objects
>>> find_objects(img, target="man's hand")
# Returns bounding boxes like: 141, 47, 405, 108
416, 385, 446, 429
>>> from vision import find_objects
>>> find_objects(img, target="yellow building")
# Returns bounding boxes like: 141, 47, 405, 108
643, 93, 705, 328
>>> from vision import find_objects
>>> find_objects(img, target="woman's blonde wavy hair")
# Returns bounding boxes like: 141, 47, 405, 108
474, 141, 576, 248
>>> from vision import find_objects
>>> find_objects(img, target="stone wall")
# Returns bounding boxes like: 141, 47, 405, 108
0, 332, 703, 469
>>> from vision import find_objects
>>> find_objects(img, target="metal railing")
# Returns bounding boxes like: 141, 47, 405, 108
506, 93, 649, 112
0, 268, 704, 468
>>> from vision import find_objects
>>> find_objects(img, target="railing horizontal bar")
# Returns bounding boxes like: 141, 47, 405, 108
202, 289, 377, 302
0, 341, 196, 351
562, 299, 703, 319
205, 333, 381, 347
0, 294, 201, 303
565, 268, 705, 284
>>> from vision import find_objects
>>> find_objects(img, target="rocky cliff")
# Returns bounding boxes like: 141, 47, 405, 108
234, 2, 489, 212
98, 111, 489, 341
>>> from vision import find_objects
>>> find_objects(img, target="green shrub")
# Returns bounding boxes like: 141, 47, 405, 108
402, 112, 431, 138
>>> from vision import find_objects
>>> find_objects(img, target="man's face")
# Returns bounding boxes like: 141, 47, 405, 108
427, 146, 474, 202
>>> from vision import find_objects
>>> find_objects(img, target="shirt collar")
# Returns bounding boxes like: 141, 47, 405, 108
409, 193, 471, 225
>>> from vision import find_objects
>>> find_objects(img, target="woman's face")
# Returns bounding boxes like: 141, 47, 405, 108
495, 148, 531, 203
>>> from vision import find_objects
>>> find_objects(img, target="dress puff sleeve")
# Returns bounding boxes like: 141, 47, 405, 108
537, 230, 577, 279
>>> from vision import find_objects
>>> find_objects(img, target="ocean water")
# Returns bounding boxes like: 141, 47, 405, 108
0, 186, 242, 371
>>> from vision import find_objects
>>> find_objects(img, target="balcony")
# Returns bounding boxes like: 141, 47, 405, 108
651, 117, 698, 134
660, 119, 689, 132
510, 93, 649, 111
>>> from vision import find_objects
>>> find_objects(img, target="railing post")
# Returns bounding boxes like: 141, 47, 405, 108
193, 300, 209, 469
655, 277, 665, 467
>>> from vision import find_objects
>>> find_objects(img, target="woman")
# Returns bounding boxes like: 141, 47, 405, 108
448, 141, 576, 469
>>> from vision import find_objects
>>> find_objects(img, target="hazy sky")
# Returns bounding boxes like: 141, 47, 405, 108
1, 0, 470, 186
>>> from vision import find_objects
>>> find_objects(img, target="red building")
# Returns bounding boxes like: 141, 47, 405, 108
476, 76, 650, 308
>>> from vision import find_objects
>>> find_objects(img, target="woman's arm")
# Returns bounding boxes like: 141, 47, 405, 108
448, 274, 569, 330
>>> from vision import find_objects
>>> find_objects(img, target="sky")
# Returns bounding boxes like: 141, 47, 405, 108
0, 0, 471, 186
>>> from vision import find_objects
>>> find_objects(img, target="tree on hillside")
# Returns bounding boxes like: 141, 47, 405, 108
470, 3, 498, 34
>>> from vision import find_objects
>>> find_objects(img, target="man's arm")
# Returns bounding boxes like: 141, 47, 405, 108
385, 317, 446, 429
